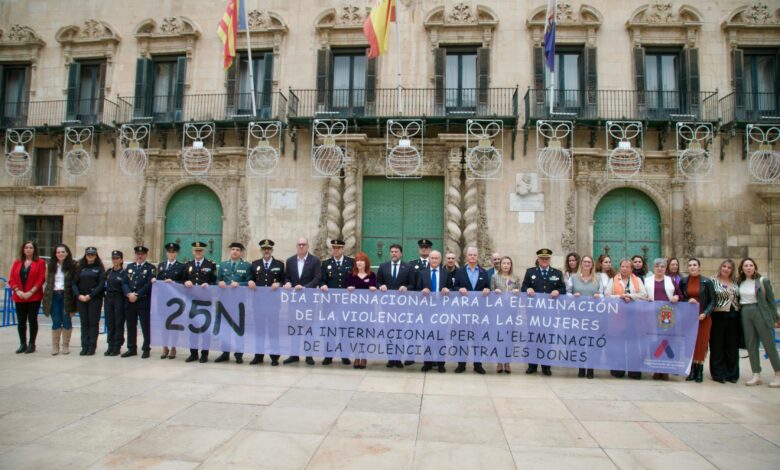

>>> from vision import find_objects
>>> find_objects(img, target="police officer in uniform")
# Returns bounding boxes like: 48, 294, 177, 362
404, 239, 434, 366
248, 239, 285, 366
121, 246, 156, 358
521, 248, 566, 376
184, 241, 217, 363
104, 250, 126, 356
320, 239, 353, 366
215, 242, 252, 364
154, 242, 185, 359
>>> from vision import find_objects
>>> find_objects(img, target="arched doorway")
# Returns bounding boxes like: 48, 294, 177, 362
593, 188, 661, 263
164, 185, 223, 262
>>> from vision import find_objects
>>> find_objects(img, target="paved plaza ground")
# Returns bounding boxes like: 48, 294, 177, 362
0, 319, 779, 470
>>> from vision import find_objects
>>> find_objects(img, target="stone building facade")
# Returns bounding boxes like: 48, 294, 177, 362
0, 0, 779, 281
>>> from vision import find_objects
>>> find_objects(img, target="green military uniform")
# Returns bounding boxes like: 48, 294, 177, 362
215, 242, 252, 363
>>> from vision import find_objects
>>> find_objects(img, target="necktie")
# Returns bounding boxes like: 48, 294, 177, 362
196, 261, 200, 269
265, 261, 270, 270
422, 260, 428, 268
337, 260, 341, 269
543, 269, 548, 278
431, 268, 437, 291
392, 263, 397, 280
167, 263, 171, 270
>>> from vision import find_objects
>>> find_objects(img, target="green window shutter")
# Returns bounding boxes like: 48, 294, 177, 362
262, 52, 274, 111
133, 58, 152, 118
97, 61, 107, 117
732, 49, 744, 96
585, 47, 598, 109
174, 56, 187, 119
365, 49, 377, 115
477, 47, 490, 113
226, 53, 238, 113
316, 49, 332, 107
633, 47, 646, 107
687, 48, 700, 112
533, 46, 545, 106
434, 47, 446, 114
66, 62, 81, 121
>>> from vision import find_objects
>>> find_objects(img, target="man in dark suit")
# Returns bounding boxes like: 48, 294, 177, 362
183, 241, 217, 364
485, 252, 501, 283
416, 250, 453, 373
283, 237, 321, 365
404, 239, 434, 367
521, 248, 566, 376
122, 246, 157, 359
248, 239, 285, 366
320, 239, 353, 366
453, 246, 490, 374
377, 243, 414, 368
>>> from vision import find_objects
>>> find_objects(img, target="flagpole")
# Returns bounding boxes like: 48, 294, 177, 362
395, 0, 403, 115
243, 0, 257, 116
549, 1, 556, 116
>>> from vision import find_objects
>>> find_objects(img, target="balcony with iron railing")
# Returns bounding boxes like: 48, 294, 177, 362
115, 91, 287, 125
523, 89, 720, 126
0, 98, 120, 129
286, 87, 519, 124
719, 91, 780, 128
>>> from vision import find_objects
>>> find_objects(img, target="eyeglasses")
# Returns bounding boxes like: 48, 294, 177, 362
297, 243, 308, 246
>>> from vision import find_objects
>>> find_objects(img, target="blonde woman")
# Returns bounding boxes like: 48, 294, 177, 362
490, 256, 520, 374
569, 255, 601, 378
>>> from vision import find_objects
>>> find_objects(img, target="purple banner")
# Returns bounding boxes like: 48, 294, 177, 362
151, 283, 700, 374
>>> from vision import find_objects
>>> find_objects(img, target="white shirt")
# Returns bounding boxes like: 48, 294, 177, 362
54, 264, 65, 290
297, 255, 307, 278
739, 279, 757, 304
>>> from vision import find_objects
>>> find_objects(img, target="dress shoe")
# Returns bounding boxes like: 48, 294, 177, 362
141, 351, 150, 359
395, 361, 403, 368
104, 350, 112, 357
685, 365, 696, 381
587, 369, 594, 379
474, 364, 486, 375
160, 351, 169, 359
578, 368, 586, 378
24, 343, 35, 354
497, 365, 504, 374
199, 355, 209, 363
454, 364, 466, 373
86, 349, 95, 356
271, 358, 279, 366
235, 356, 243, 364
525, 365, 538, 374
505, 365, 511, 374
541, 366, 552, 376
421, 364, 433, 372
15, 344, 27, 354
79, 348, 87, 356
727, 377, 738, 383
305, 357, 315, 365
283, 356, 299, 364
214, 352, 230, 363
385, 360, 395, 368
341, 358, 351, 365
322, 358, 333, 365
250, 354, 264, 365
694, 364, 704, 383
404, 360, 415, 366
121, 350, 137, 358
611, 370, 625, 378
627, 371, 642, 380
168, 353, 176, 360
437, 364, 446, 373
110, 350, 120, 357
714, 377, 726, 383
185, 354, 198, 363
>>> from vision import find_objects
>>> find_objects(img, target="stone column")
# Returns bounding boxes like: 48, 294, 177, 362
758, 190, 780, 283
575, 176, 591, 253
445, 149, 463, 261
670, 179, 685, 257
342, 160, 358, 255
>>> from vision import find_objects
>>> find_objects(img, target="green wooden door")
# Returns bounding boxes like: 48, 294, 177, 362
362, 177, 444, 267
593, 188, 661, 262
164, 185, 223, 262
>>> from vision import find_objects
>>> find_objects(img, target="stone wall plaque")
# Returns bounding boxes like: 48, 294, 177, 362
269, 189, 298, 210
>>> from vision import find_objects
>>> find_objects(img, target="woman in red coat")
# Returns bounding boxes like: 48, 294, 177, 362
8, 241, 46, 353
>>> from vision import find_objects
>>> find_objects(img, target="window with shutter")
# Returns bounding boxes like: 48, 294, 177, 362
743, 51, 778, 120
330, 50, 367, 117
445, 49, 477, 114
1, 64, 31, 127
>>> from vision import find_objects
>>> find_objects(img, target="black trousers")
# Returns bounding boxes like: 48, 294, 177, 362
458, 362, 483, 369
710, 309, 741, 381
78, 298, 102, 351
104, 295, 126, 352
15, 301, 40, 345
126, 298, 151, 352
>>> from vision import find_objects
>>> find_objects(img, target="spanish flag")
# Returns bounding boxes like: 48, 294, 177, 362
217, 0, 239, 70
364, 0, 396, 59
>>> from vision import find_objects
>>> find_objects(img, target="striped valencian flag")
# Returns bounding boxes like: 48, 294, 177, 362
364, 0, 396, 59
217, 0, 239, 70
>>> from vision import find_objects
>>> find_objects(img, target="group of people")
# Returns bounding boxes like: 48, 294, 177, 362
7, 239, 780, 387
